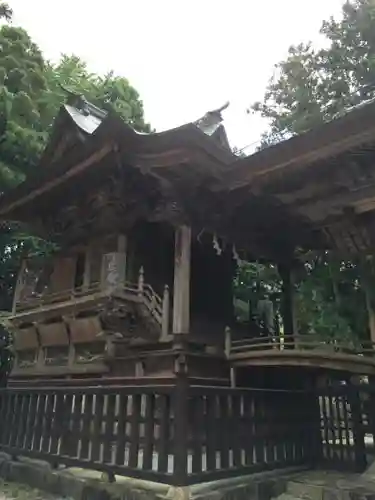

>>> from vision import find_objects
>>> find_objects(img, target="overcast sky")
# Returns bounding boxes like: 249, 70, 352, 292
9, 0, 345, 149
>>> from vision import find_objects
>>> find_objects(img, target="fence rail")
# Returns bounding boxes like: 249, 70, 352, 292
0, 380, 373, 484
0, 382, 316, 485
12, 279, 168, 336
317, 383, 375, 472
228, 333, 375, 358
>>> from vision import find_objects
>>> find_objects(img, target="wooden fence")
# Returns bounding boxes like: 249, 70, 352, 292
0, 380, 373, 485
317, 382, 375, 472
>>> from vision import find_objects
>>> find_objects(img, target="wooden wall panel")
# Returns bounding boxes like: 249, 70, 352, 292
69, 316, 103, 344
50, 256, 77, 292
38, 323, 69, 347
13, 327, 39, 351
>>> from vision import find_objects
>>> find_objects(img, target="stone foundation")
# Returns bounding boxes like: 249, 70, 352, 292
0, 453, 303, 500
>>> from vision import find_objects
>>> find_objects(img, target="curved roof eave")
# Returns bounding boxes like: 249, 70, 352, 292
78, 107, 234, 165
222, 98, 375, 190
0, 102, 235, 217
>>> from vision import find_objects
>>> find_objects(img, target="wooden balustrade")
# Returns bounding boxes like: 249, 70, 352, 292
15, 281, 103, 313
9, 268, 170, 370
0, 382, 318, 485
226, 333, 375, 358
11, 267, 171, 347
1, 378, 374, 483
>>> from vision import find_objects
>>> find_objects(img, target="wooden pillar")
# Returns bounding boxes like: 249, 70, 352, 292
365, 287, 375, 345
12, 259, 26, 315
117, 234, 127, 284
359, 257, 375, 347
100, 234, 127, 289
172, 225, 191, 334
161, 285, 170, 341
83, 245, 92, 290
279, 263, 297, 348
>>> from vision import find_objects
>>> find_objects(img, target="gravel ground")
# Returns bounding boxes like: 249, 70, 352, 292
0, 480, 67, 500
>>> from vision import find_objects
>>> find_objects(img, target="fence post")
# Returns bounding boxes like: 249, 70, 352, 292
172, 359, 189, 486
309, 389, 323, 467
367, 376, 375, 452
349, 384, 367, 472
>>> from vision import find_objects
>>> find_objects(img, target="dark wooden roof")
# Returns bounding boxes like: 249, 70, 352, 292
224, 98, 375, 188
218, 99, 375, 256
3, 96, 375, 260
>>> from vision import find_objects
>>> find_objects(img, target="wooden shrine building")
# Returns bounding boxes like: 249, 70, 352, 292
2, 94, 375, 384
2, 95, 375, 486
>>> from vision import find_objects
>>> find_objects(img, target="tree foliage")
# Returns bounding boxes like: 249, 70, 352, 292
251, 0, 375, 145
0, 3, 12, 21
0, 26, 49, 178
41, 55, 151, 133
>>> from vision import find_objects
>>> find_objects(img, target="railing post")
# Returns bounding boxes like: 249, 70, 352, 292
224, 326, 231, 358
308, 385, 323, 467
172, 370, 189, 486
225, 327, 236, 387
138, 266, 144, 297
160, 285, 170, 342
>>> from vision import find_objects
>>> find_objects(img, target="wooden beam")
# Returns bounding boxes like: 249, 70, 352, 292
0, 144, 113, 216
293, 183, 375, 220
172, 225, 191, 334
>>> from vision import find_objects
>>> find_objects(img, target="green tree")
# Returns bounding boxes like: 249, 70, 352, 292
295, 253, 368, 345
0, 3, 12, 21
0, 26, 49, 179
234, 261, 284, 335
252, 0, 375, 145
41, 55, 150, 132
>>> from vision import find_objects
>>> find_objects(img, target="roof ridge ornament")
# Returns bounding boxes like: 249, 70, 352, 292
195, 101, 230, 136
59, 84, 91, 115
60, 85, 108, 120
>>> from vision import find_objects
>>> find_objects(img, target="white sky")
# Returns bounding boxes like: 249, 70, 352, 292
9, 0, 345, 149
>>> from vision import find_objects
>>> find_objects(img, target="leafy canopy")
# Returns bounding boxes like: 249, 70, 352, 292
0, 3, 12, 21
251, 0, 375, 146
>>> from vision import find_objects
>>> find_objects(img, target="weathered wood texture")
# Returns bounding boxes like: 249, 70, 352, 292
0, 382, 315, 486
228, 335, 375, 375
172, 225, 191, 334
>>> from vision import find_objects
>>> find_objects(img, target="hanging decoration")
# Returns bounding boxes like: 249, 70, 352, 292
232, 245, 241, 265
213, 234, 222, 255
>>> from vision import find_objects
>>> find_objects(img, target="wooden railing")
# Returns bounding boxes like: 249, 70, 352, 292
225, 331, 375, 359
114, 268, 169, 336
13, 269, 170, 339
1, 380, 374, 484
317, 382, 375, 472
0, 381, 316, 485
15, 282, 103, 313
